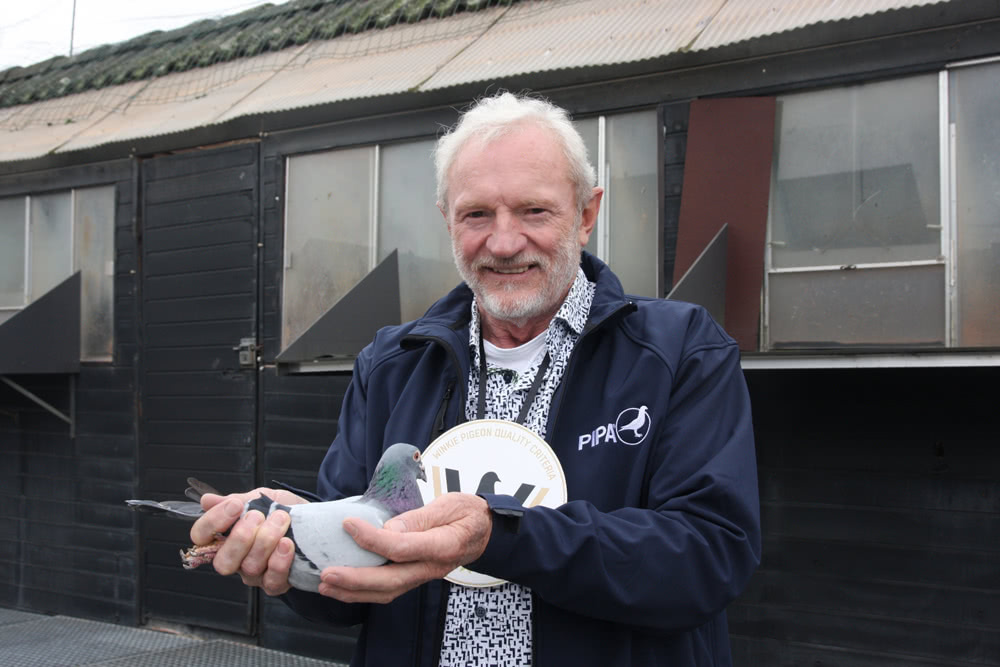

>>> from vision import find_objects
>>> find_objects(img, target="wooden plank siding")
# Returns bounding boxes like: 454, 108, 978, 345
255, 144, 359, 662
732, 368, 1000, 666
659, 101, 689, 296
137, 143, 260, 634
0, 161, 139, 624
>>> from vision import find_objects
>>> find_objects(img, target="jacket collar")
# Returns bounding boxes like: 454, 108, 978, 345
578, 251, 631, 331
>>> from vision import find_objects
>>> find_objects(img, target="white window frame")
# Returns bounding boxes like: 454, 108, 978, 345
750, 56, 1000, 369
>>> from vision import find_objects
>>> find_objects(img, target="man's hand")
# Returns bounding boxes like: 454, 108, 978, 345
190, 487, 308, 596
318, 492, 493, 604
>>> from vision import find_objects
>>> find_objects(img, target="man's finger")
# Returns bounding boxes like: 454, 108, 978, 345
343, 518, 435, 564
240, 510, 289, 577
261, 537, 295, 596
190, 496, 244, 545
213, 510, 264, 575
198, 492, 226, 512
318, 561, 440, 603
385, 495, 469, 533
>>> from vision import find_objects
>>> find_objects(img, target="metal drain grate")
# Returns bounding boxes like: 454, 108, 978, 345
0, 616, 195, 666
87, 640, 347, 666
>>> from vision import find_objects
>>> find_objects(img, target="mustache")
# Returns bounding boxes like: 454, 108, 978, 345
469, 254, 547, 271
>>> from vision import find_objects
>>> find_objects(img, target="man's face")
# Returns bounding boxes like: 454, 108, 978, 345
442, 123, 601, 324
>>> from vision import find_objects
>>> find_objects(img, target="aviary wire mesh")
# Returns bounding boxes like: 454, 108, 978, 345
0, 0, 569, 131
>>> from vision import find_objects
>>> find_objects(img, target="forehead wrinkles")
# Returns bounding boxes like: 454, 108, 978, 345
448, 130, 573, 212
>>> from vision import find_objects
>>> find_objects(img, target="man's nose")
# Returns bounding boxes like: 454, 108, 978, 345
485, 210, 527, 257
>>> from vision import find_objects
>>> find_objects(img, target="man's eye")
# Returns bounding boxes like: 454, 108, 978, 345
466, 211, 486, 219
526, 208, 546, 215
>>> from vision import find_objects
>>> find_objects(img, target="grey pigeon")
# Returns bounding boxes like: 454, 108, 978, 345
126, 442, 427, 592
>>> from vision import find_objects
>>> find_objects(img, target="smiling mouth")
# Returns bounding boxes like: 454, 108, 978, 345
487, 264, 536, 275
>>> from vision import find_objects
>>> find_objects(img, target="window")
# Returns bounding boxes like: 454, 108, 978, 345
281, 140, 453, 349
0, 186, 115, 360
950, 61, 1000, 347
281, 110, 660, 349
577, 111, 661, 298
377, 140, 457, 324
764, 63, 1000, 350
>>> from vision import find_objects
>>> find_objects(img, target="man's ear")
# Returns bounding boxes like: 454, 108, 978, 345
438, 202, 452, 233
577, 187, 603, 247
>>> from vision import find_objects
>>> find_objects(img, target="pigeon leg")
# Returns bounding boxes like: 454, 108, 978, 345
180, 534, 226, 570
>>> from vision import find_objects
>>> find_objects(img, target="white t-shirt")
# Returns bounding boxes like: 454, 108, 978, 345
482, 330, 547, 378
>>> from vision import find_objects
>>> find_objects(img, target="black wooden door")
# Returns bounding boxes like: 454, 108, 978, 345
138, 143, 260, 634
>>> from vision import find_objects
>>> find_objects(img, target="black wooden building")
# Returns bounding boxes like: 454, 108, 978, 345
0, 0, 997, 664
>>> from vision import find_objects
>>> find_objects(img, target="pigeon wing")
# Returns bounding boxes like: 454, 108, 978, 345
125, 499, 205, 519
285, 497, 391, 592
185, 477, 220, 501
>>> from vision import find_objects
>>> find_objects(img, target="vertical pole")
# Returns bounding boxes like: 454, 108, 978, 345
69, 0, 78, 57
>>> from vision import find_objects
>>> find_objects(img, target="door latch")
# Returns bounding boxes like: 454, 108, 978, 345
234, 338, 259, 368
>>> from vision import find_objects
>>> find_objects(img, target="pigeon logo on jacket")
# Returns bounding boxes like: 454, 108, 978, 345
578, 405, 651, 450
615, 405, 651, 446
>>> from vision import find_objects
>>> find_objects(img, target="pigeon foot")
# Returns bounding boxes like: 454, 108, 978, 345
180, 535, 226, 570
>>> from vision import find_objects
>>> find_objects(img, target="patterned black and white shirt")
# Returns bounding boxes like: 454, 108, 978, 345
438, 267, 596, 667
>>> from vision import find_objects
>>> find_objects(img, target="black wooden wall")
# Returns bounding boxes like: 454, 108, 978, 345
137, 143, 261, 634
254, 143, 360, 662
659, 101, 690, 296
0, 160, 139, 624
732, 367, 1000, 666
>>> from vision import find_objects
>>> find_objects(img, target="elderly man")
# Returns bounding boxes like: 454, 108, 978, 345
191, 92, 760, 666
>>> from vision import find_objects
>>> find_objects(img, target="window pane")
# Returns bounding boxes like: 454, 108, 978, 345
607, 110, 659, 297
770, 75, 940, 268
573, 117, 600, 258
951, 62, 1000, 346
0, 196, 25, 308
378, 139, 459, 322
75, 186, 115, 361
768, 266, 945, 347
283, 147, 373, 348
29, 192, 72, 301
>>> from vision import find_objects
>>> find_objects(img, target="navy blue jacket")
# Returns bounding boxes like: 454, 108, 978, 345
283, 253, 760, 666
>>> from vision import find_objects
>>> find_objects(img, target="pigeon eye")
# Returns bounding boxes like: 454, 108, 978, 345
412, 451, 420, 461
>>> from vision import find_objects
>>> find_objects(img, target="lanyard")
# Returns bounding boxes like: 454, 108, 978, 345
476, 330, 551, 424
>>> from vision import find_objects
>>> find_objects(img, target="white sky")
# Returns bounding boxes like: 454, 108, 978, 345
0, 0, 275, 71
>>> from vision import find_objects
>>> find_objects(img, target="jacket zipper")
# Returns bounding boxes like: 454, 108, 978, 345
547, 300, 637, 435
400, 333, 465, 667
533, 301, 634, 664
431, 382, 454, 441
430, 581, 450, 667
401, 333, 468, 421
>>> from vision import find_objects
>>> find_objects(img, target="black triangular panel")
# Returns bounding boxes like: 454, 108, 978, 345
667, 224, 727, 327
276, 250, 401, 364
0, 272, 80, 374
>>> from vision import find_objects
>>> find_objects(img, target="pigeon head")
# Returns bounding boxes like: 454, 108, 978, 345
361, 443, 426, 516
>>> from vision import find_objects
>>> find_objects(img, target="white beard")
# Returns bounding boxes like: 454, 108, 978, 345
452, 222, 581, 325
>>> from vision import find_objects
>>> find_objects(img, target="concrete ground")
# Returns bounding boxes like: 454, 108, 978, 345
0, 608, 349, 667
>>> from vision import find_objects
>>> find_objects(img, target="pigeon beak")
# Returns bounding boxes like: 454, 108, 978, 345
417, 461, 427, 482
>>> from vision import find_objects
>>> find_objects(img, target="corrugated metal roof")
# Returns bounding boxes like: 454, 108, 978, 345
0, 83, 146, 161
218, 8, 497, 119
422, 0, 726, 90
0, 0, 520, 109
59, 49, 305, 153
693, 0, 951, 51
0, 0, 969, 163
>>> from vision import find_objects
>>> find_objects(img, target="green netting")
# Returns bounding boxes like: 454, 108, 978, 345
0, 0, 521, 113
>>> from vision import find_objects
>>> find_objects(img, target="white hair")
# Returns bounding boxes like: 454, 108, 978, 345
434, 92, 596, 213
